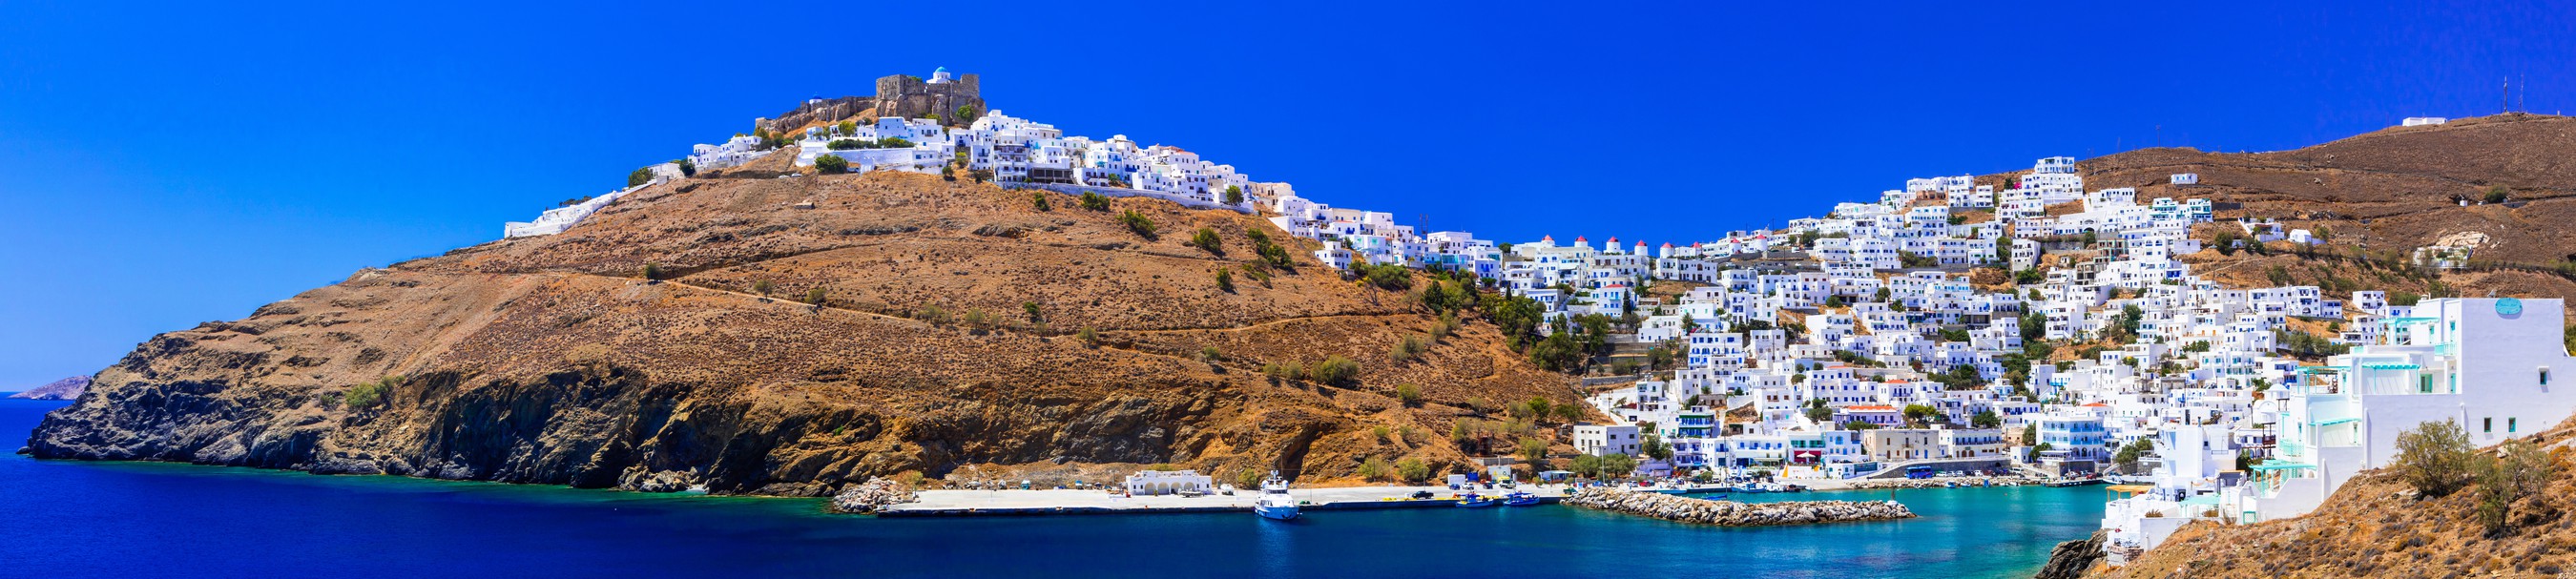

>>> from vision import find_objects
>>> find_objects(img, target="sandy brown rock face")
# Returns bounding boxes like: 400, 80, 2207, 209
26, 171, 1582, 496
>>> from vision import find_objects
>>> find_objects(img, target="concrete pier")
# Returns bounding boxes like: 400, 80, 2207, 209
876, 485, 1563, 517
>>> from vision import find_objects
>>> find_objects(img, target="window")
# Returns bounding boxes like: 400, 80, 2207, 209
2509, 418, 2518, 433
2544, 368, 2553, 386
2483, 418, 2493, 433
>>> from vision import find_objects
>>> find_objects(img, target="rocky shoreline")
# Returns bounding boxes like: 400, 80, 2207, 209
1564, 488, 1915, 527
828, 478, 919, 513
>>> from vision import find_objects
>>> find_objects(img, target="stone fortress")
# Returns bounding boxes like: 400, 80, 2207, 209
757, 68, 985, 134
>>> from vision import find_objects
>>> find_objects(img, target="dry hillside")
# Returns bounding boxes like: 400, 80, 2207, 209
2091, 416, 2576, 579
27, 155, 1582, 495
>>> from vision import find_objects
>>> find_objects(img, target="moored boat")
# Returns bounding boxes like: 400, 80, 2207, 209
1455, 493, 1499, 507
1503, 491, 1542, 507
1254, 471, 1299, 521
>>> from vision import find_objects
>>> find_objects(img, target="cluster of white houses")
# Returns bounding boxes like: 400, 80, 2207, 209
507, 90, 2570, 564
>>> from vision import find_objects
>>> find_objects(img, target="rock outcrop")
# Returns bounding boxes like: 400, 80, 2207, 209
2030, 529, 2105, 579
7, 376, 89, 401
828, 477, 918, 513
1562, 488, 1916, 527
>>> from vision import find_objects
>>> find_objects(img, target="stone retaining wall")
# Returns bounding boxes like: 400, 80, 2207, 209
1564, 488, 1915, 527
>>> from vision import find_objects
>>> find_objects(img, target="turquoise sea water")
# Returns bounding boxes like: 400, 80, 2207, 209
0, 398, 2104, 578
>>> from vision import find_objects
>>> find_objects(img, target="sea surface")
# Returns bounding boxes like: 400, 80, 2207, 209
0, 398, 2104, 578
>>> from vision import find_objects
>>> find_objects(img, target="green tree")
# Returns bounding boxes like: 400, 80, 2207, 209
954, 105, 980, 123
752, 279, 774, 295
1902, 403, 1944, 427
1223, 185, 1245, 205
1599, 454, 1638, 479
1971, 409, 2002, 428
1030, 193, 1052, 211
806, 287, 827, 305
2483, 186, 2509, 204
640, 262, 663, 280
1841, 420, 1881, 430
1553, 403, 1585, 424
677, 158, 696, 177
813, 155, 850, 175
343, 377, 394, 408
628, 167, 655, 187
1078, 192, 1111, 211
1571, 454, 1603, 479
1805, 400, 1835, 424
1358, 456, 1392, 481
1516, 438, 1549, 468
1215, 267, 1236, 293
2473, 438, 2556, 535
2391, 420, 2476, 498
1641, 434, 1673, 461
2112, 438, 2153, 472
1397, 458, 1432, 484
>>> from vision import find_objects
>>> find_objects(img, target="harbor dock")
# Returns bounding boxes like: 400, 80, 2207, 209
878, 486, 1560, 517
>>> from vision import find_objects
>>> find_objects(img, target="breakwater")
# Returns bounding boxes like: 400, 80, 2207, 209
1565, 488, 1916, 526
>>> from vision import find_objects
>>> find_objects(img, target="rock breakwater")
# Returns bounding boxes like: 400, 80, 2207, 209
828, 478, 919, 513
1563, 488, 1915, 527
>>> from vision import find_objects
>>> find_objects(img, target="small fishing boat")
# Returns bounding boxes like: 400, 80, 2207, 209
1254, 471, 1299, 521
1455, 493, 1499, 507
1503, 491, 1542, 507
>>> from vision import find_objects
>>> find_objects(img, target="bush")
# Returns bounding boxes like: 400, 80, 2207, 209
677, 158, 696, 177
1223, 185, 1245, 205
813, 155, 849, 175
1215, 268, 1236, 293
1199, 346, 1222, 362
1118, 210, 1157, 239
806, 288, 827, 305
628, 167, 655, 187
1189, 228, 1223, 255
1396, 458, 1431, 484
1395, 383, 1423, 406
752, 279, 773, 294
2483, 186, 2509, 204
1030, 193, 1051, 212
2391, 420, 2476, 498
1076, 327, 1098, 346
1023, 301, 1043, 323
1359, 263, 1411, 291
1078, 192, 1111, 211
1358, 456, 1392, 481
1517, 438, 1549, 468
640, 262, 663, 280
1389, 334, 1428, 362
826, 139, 868, 151
2474, 438, 2555, 535
1310, 356, 1360, 385
343, 378, 394, 408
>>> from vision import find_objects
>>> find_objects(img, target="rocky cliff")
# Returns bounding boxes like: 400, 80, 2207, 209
7, 376, 90, 401
26, 155, 1581, 496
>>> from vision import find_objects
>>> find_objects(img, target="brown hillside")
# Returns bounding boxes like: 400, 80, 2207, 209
28, 165, 1580, 495
2071, 114, 2576, 265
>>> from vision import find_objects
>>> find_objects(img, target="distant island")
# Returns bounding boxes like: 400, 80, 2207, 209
9, 376, 91, 401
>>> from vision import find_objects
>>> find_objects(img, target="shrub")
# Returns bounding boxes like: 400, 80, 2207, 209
1078, 192, 1111, 211
1215, 268, 1236, 293
628, 167, 655, 187
1360, 263, 1411, 291
1311, 356, 1360, 385
1357, 456, 1392, 481
677, 158, 696, 177
343, 377, 395, 408
1189, 227, 1223, 255
2391, 420, 2475, 498
2483, 186, 2509, 204
963, 308, 989, 327
1223, 185, 1245, 205
1395, 383, 1423, 406
954, 105, 980, 123
1199, 346, 1222, 362
2474, 438, 2555, 535
1118, 210, 1158, 239
1389, 334, 1428, 362
1517, 438, 1549, 467
826, 138, 868, 151
1030, 193, 1051, 211
752, 279, 774, 295
1023, 301, 1043, 323
806, 288, 827, 305
813, 155, 849, 175
640, 262, 663, 280
1075, 327, 1098, 346
1396, 458, 1431, 484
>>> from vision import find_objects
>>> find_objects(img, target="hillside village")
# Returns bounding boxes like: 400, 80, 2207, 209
498, 70, 2576, 566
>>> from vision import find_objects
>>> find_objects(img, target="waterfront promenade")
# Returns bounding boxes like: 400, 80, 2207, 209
876, 474, 2043, 517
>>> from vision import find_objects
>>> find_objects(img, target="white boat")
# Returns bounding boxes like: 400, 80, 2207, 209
1254, 471, 1299, 521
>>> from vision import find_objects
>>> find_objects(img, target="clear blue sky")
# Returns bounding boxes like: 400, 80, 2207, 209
1, 0, 2568, 386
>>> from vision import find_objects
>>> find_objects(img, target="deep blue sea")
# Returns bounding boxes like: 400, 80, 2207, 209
0, 398, 2105, 578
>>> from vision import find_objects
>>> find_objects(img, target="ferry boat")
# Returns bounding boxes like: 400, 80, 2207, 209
1455, 493, 1499, 507
1254, 471, 1299, 521
1502, 491, 1542, 507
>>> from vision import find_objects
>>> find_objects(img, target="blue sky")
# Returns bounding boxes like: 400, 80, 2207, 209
0, 0, 2568, 386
